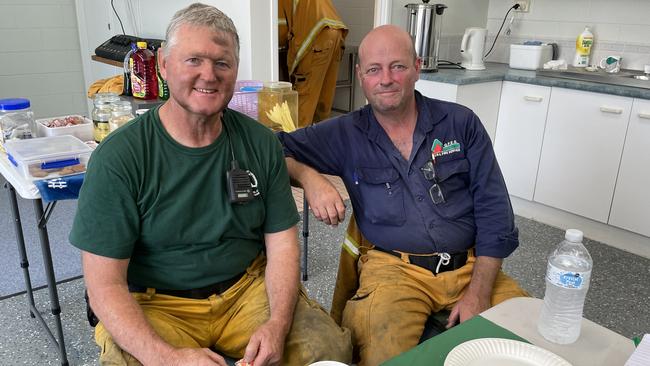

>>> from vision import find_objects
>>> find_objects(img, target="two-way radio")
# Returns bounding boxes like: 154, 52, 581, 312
224, 121, 259, 204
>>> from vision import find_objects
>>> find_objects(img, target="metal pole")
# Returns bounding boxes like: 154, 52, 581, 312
32, 199, 69, 366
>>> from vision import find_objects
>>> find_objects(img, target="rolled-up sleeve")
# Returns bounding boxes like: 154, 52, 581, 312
276, 117, 348, 176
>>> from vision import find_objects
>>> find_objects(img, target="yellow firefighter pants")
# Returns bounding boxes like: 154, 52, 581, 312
293, 27, 346, 127
341, 248, 529, 366
95, 255, 352, 365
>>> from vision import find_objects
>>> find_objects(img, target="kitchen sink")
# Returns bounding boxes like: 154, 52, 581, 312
536, 67, 650, 89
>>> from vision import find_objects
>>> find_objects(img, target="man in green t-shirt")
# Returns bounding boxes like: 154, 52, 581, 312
69, 4, 351, 366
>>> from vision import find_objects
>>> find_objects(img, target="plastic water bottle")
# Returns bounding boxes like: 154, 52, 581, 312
538, 229, 593, 344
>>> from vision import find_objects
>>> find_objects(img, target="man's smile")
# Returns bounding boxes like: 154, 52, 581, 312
194, 87, 217, 94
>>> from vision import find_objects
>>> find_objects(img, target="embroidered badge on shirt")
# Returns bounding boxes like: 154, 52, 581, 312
431, 139, 461, 159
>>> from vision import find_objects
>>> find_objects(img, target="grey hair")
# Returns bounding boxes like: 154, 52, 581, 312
163, 3, 240, 62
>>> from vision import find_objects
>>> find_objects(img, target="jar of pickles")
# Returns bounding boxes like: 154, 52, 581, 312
257, 81, 298, 131
92, 92, 119, 143
108, 100, 134, 133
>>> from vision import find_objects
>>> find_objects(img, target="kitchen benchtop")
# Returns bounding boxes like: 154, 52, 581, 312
418, 62, 650, 100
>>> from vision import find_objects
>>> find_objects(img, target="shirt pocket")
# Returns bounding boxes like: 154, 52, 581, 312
432, 158, 473, 219
356, 167, 406, 226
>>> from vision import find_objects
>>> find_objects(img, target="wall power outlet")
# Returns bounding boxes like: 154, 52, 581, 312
515, 0, 530, 12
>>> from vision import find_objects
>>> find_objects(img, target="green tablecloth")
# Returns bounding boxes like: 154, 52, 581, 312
381, 315, 529, 366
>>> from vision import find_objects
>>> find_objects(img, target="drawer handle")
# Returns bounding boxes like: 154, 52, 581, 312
600, 106, 623, 114
639, 112, 650, 119
524, 95, 543, 102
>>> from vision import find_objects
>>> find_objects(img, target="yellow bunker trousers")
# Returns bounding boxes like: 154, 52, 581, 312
334, 217, 529, 366
95, 255, 352, 365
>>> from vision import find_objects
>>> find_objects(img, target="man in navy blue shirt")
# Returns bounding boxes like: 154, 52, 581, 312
277, 24, 528, 365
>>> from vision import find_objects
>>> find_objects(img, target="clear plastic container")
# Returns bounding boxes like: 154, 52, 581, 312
92, 93, 120, 143
4, 135, 92, 180
36, 115, 93, 141
257, 81, 298, 131
0, 98, 35, 143
108, 100, 134, 132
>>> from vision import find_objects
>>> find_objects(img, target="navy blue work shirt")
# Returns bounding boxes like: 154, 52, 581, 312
277, 91, 519, 258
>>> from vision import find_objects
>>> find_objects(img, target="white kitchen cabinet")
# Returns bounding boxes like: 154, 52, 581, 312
534, 87, 632, 223
494, 82, 551, 200
609, 98, 650, 237
415, 79, 502, 141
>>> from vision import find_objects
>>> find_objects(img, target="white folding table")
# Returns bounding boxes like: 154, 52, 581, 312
482, 297, 635, 366
0, 156, 69, 365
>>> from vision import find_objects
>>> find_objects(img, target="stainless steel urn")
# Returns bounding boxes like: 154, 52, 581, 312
405, 1, 447, 72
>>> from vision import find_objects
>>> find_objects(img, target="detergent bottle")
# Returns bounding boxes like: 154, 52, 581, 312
572, 27, 594, 67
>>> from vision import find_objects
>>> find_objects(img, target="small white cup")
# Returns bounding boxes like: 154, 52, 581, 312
308, 362, 349, 366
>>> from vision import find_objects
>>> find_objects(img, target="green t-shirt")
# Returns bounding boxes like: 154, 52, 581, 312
69, 107, 299, 289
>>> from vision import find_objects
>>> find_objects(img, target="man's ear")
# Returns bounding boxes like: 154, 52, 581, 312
158, 48, 167, 80
414, 57, 422, 74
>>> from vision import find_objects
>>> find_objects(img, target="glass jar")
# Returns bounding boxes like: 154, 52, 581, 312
0, 98, 35, 142
92, 93, 119, 143
108, 100, 134, 133
257, 81, 298, 131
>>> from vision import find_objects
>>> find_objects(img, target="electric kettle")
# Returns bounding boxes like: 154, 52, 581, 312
460, 27, 487, 70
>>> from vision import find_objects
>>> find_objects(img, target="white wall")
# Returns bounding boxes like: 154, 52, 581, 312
0, 0, 86, 118
486, 0, 650, 70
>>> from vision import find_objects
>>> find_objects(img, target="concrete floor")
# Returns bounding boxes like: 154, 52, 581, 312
1, 176, 648, 365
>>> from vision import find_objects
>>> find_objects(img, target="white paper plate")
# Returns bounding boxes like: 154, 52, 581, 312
444, 338, 572, 366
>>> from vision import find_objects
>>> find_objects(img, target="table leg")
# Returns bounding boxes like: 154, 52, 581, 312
5, 182, 37, 315
32, 199, 69, 366
302, 193, 309, 281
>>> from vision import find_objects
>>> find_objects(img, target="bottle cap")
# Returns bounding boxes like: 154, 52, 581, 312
565, 229, 583, 243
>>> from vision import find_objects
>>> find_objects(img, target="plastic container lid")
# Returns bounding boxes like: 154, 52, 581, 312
0, 98, 31, 112
263, 81, 292, 90
564, 229, 584, 243
4, 135, 92, 163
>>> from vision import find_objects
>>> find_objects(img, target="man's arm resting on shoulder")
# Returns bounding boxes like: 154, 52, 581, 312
446, 255, 502, 328
242, 226, 300, 366
285, 157, 346, 226
82, 251, 226, 365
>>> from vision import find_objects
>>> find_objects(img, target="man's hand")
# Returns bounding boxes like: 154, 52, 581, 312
446, 291, 490, 328
445, 255, 502, 328
304, 174, 346, 226
167, 348, 228, 366
241, 319, 287, 366
285, 157, 346, 226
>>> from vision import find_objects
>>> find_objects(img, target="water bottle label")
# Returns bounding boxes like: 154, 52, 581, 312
547, 263, 590, 289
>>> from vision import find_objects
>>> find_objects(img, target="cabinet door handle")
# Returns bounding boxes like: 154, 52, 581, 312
524, 95, 543, 102
639, 112, 650, 119
600, 106, 623, 114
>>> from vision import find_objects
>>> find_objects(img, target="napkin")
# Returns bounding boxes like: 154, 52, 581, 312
543, 59, 567, 70
625, 334, 650, 366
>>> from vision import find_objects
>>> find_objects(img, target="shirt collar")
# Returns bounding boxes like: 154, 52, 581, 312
353, 90, 448, 139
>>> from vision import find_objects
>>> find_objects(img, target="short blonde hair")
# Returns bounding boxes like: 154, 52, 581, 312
163, 3, 239, 62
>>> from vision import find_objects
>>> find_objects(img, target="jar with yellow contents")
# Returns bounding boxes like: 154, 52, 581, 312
257, 81, 298, 132
92, 92, 119, 143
